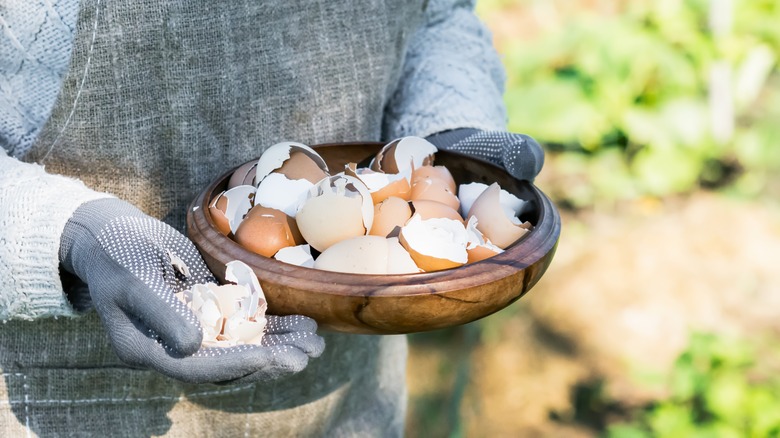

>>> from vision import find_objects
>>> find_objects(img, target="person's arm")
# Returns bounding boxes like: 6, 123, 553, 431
0, 150, 111, 320
1, 3, 323, 383
384, 0, 544, 181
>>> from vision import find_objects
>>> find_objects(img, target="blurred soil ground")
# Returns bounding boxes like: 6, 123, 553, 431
406, 191, 780, 437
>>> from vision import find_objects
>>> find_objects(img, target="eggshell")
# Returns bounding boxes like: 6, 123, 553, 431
209, 192, 231, 236
411, 165, 456, 193
276, 151, 329, 183
410, 177, 460, 211
467, 182, 531, 249
274, 244, 315, 268
371, 136, 437, 174
386, 237, 422, 274
465, 216, 504, 263
227, 161, 258, 189
210, 185, 256, 235
409, 199, 464, 224
314, 235, 389, 274
234, 205, 297, 257
345, 163, 412, 204
371, 196, 413, 237
399, 214, 468, 272
255, 141, 329, 184
254, 173, 313, 217
296, 175, 374, 252
459, 182, 530, 219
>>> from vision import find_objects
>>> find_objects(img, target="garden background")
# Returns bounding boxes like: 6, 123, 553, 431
406, 1, 780, 436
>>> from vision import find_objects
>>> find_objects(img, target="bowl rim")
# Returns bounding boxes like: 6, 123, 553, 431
187, 142, 561, 298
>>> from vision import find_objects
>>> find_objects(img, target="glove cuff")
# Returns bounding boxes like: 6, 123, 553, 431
60, 198, 146, 281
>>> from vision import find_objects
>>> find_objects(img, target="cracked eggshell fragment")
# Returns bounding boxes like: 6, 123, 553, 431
209, 185, 256, 236
465, 216, 504, 263
255, 141, 329, 184
467, 182, 532, 249
344, 163, 412, 204
410, 177, 460, 211
371, 136, 438, 174
254, 173, 313, 217
370, 196, 413, 238
274, 244, 315, 268
313, 236, 421, 274
409, 199, 464, 224
296, 175, 374, 252
399, 214, 468, 272
411, 165, 456, 193
227, 161, 258, 189
233, 205, 301, 257
175, 260, 267, 348
459, 182, 530, 219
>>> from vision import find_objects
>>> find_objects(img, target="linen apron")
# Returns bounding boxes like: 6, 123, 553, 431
1, 0, 424, 435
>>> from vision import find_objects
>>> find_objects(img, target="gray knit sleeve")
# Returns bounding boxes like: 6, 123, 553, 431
0, 2, 111, 321
0, 1, 80, 157
382, 0, 508, 139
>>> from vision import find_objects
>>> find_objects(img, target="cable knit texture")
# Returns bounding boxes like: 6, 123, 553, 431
383, 0, 508, 139
0, 149, 110, 320
0, 1, 79, 157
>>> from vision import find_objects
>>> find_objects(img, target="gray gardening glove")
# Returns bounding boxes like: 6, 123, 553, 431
59, 198, 324, 384
426, 128, 545, 181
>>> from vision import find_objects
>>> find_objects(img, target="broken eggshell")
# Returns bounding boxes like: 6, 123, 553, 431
370, 136, 438, 174
465, 216, 504, 263
255, 141, 329, 184
313, 235, 421, 274
175, 260, 267, 348
208, 185, 256, 236
233, 205, 301, 258
344, 163, 412, 204
274, 244, 315, 268
467, 182, 532, 249
296, 175, 374, 252
399, 214, 468, 272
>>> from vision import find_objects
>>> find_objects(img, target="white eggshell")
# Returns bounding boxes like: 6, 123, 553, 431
218, 185, 256, 235
372, 136, 438, 173
254, 173, 313, 217
274, 244, 315, 268
399, 214, 468, 272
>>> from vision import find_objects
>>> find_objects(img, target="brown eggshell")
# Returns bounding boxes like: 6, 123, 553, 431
370, 177, 412, 204
467, 183, 530, 249
409, 200, 464, 224
227, 161, 258, 189
276, 151, 329, 184
411, 165, 456, 193
209, 192, 231, 236
467, 245, 502, 264
399, 232, 464, 272
371, 137, 437, 173
410, 178, 460, 211
371, 197, 413, 237
233, 205, 297, 257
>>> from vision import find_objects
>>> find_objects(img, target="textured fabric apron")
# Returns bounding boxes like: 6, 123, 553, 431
1, 0, 424, 435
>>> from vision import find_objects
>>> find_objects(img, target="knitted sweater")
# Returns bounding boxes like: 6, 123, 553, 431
0, 0, 506, 435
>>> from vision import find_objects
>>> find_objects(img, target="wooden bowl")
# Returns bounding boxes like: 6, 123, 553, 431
187, 142, 561, 334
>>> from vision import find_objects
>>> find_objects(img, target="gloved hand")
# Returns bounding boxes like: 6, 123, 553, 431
426, 128, 545, 181
59, 198, 324, 384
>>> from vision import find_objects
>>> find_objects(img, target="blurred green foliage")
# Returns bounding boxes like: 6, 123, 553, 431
606, 333, 780, 437
489, 0, 780, 206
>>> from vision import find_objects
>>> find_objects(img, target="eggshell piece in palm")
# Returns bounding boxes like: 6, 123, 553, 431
467, 182, 531, 249
371, 196, 413, 237
399, 215, 468, 272
233, 205, 297, 257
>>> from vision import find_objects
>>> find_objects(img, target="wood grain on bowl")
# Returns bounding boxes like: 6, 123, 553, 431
187, 142, 561, 334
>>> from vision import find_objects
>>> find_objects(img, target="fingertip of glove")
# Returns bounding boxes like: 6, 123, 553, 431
503, 133, 545, 181
167, 325, 203, 356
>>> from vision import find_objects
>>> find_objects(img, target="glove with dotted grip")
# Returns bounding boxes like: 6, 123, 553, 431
59, 198, 324, 384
